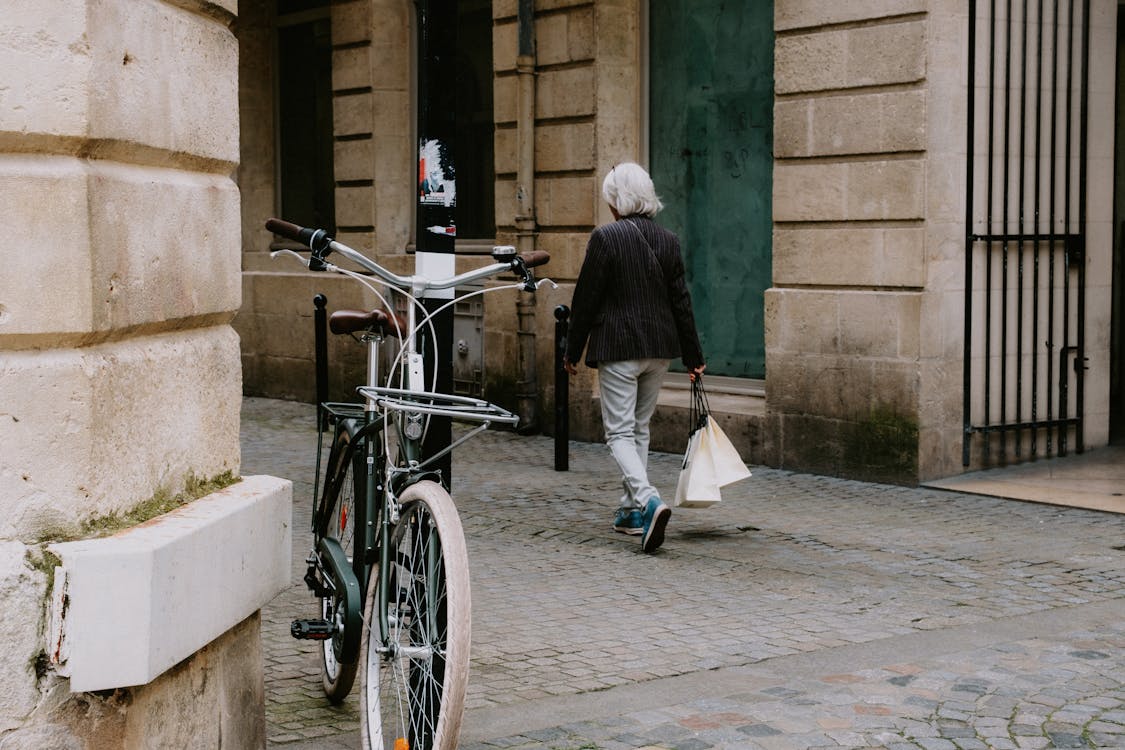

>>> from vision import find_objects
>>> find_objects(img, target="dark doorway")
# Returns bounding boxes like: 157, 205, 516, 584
649, 0, 774, 379
452, 0, 495, 242
276, 0, 335, 233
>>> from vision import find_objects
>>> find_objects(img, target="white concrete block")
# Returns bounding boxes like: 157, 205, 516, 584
48, 475, 292, 693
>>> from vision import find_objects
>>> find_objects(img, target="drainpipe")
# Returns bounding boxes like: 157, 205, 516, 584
515, 0, 539, 432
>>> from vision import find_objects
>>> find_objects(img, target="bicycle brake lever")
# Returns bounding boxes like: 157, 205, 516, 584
306, 229, 333, 272
271, 248, 311, 268
512, 257, 537, 292
270, 248, 339, 275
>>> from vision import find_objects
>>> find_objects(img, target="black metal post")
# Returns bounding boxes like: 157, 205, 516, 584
1031, 0, 1044, 459
1015, 0, 1028, 459
1047, 0, 1059, 455
984, 0, 997, 462
314, 294, 328, 429
963, 0, 976, 466
1060, 0, 1075, 456
416, 0, 457, 484
1076, 0, 1091, 454
554, 305, 569, 471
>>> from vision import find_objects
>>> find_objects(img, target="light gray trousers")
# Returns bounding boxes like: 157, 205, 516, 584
597, 358, 672, 509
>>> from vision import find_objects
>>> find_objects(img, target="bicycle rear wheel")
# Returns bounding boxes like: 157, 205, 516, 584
321, 428, 362, 702
359, 480, 471, 750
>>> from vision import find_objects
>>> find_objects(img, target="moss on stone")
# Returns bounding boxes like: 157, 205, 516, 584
842, 406, 919, 483
78, 471, 240, 540
24, 546, 62, 593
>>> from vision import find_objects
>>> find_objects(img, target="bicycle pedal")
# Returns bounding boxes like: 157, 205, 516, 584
291, 619, 334, 640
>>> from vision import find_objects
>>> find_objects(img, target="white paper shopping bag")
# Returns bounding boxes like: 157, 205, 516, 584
674, 425, 722, 508
702, 416, 752, 488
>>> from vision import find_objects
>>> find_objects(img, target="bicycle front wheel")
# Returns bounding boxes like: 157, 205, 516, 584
359, 480, 471, 750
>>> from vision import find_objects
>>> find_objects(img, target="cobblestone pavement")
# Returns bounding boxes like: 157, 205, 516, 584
241, 397, 1125, 749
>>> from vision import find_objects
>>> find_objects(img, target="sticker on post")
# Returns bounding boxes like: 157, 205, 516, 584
419, 139, 456, 208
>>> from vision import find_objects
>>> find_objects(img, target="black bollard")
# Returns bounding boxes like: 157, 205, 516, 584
554, 305, 570, 471
313, 294, 328, 429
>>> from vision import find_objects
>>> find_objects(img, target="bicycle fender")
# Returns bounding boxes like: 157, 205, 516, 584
318, 537, 363, 664
394, 470, 445, 494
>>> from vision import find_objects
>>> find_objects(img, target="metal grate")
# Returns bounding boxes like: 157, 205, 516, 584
963, 0, 1091, 466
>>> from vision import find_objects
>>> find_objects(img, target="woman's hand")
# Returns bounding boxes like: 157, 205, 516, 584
563, 357, 577, 376
689, 364, 706, 382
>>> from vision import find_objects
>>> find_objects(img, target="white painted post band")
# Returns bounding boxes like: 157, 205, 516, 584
414, 251, 456, 299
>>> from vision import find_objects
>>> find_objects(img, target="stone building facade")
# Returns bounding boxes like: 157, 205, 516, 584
237, 0, 1123, 490
1, 2, 288, 747
232, 0, 1120, 483
1, 1, 1118, 744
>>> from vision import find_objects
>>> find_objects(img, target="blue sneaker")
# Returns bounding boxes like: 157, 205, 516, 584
613, 508, 643, 535
640, 497, 671, 553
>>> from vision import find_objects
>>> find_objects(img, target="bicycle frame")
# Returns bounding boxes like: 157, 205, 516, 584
313, 335, 434, 666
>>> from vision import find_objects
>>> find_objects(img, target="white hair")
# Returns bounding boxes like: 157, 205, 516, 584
602, 162, 663, 218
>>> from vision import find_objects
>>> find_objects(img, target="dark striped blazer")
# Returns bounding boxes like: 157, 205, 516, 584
566, 216, 704, 369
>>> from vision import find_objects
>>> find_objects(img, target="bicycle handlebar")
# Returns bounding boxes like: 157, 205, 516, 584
266, 217, 549, 289
265, 218, 331, 253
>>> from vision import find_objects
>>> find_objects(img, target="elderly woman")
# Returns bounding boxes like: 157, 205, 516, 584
564, 162, 705, 553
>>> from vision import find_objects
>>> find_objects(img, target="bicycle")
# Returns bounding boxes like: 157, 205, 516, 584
267, 217, 550, 750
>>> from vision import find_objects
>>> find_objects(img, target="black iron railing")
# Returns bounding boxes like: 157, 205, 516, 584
963, 0, 1090, 466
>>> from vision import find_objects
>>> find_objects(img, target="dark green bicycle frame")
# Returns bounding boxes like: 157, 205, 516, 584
317, 388, 445, 669
362, 409, 434, 658
315, 413, 385, 664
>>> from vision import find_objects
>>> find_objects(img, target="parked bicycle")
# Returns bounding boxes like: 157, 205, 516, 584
267, 217, 550, 750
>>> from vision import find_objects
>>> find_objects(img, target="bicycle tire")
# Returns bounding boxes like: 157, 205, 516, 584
320, 428, 363, 702
359, 480, 471, 750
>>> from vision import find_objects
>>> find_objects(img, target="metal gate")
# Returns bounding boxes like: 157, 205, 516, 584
963, 0, 1091, 466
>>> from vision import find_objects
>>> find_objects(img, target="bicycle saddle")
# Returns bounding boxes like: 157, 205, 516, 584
329, 308, 409, 338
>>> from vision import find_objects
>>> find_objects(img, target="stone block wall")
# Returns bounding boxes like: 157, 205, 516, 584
232, 0, 1122, 484
918, 0, 969, 477
1, 0, 242, 560
237, 0, 415, 403
490, 0, 643, 440
0, 1, 272, 746
237, 0, 635, 438
768, 1, 929, 483
770, 0, 1119, 480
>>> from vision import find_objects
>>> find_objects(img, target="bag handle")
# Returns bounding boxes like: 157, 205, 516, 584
689, 375, 709, 434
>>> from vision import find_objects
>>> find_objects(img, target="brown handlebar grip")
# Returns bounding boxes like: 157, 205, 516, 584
266, 218, 332, 253
265, 218, 305, 243
519, 250, 550, 269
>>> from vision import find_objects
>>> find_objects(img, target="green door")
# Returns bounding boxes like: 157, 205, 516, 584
650, 0, 773, 378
